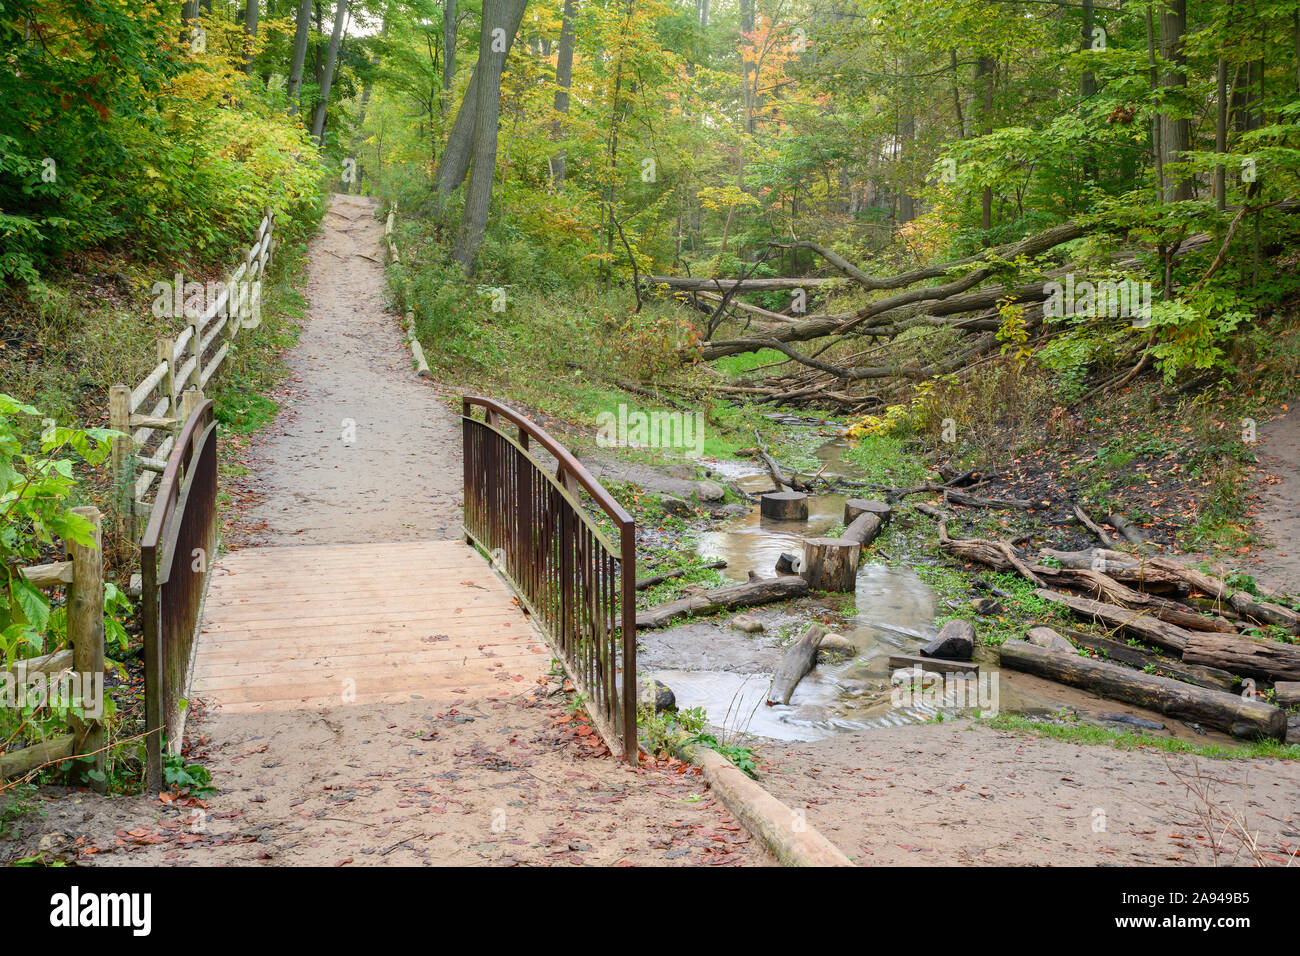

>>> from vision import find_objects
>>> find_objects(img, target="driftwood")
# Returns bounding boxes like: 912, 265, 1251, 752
943, 489, 1041, 510
646, 275, 841, 292
998, 640, 1285, 740
636, 575, 809, 629
1032, 567, 1235, 633
635, 560, 727, 591
888, 654, 979, 676
753, 429, 809, 493
1033, 588, 1193, 654
1037, 548, 1187, 593
769, 624, 827, 704
1105, 512, 1148, 546
1182, 632, 1300, 683
1071, 504, 1115, 546
1039, 622, 1238, 692
1144, 558, 1300, 633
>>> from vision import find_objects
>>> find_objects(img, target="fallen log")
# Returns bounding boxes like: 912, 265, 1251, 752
769, 624, 827, 704
1032, 566, 1236, 633
998, 639, 1285, 740
1145, 558, 1300, 633
944, 489, 1042, 510
1071, 504, 1115, 546
1106, 512, 1148, 546
1182, 631, 1300, 682
1033, 589, 1193, 654
635, 560, 727, 591
636, 575, 810, 629
1035, 622, 1239, 692
1037, 548, 1187, 593
646, 275, 842, 292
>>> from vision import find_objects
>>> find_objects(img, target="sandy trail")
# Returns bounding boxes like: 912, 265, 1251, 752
4, 195, 769, 867
761, 721, 1300, 866
1247, 403, 1300, 596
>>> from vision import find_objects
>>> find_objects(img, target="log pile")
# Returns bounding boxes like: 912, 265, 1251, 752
914, 506, 1298, 738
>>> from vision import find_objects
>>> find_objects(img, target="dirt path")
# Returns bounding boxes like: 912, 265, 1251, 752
1246, 402, 1300, 597
230, 193, 463, 546
4, 195, 770, 867
761, 721, 1300, 866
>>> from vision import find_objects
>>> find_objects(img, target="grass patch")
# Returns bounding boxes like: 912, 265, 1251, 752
840, 433, 931, 487
986, 712, 1300, 760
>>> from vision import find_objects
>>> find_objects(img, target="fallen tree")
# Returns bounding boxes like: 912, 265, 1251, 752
999, 639, 1286, 741
768, 624, 826, 704
636, 575, 809, 629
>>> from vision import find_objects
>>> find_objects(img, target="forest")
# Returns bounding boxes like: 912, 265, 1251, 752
1, 0, 1300, 870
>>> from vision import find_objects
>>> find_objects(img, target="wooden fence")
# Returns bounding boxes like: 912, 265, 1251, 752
108, 209, 276, 540
0, 508, 106, 789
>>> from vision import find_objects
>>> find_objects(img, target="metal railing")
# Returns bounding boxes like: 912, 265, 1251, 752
140, 398, 218, 791
462, 396, 637, 764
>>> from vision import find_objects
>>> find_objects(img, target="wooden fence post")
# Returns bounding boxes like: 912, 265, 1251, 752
181, 387, 205, 422
108, 384, 132, 542
156, 336, 176, 417
187, 314, 201, 392
68, 506, 106, 792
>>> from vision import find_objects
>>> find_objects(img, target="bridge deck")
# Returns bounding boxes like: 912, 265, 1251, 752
191, 541, 550, 714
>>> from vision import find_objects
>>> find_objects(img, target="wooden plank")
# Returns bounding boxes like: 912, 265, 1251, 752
19, 561, 73, 588
11, 648, 74, 683
129, 360, 169, 413
193, 653, 546, 686
194, 646, 548, 674
888, 654, 980, 675
0, 734, 74, 779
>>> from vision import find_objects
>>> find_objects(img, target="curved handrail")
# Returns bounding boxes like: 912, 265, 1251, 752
462, 395, 633, 528
140, 399, 215, 560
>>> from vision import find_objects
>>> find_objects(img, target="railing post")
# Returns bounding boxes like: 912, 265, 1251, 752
156, 336, 176, 417
621, 523, 637, 765
68, 506, 106, 791
187, 312, 202, 391
108, 384, 132, 543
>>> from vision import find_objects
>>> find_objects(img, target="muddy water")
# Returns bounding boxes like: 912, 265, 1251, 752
648, 438, 1240, 748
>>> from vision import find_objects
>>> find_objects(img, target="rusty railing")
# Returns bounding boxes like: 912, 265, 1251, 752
140, 397, 218, 791
462, 396, 637, 764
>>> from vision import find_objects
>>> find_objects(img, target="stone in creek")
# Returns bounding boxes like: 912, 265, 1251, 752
1025, 626, 1075, 654
970, 597, 1003, 615
818, 633, 857, 657
694, 480, 726, 502
919, 619, 975, 660
639, 678, 677, 713
731, 614, 765, 634
663, 462, 696, 480
659, 494, 693, 516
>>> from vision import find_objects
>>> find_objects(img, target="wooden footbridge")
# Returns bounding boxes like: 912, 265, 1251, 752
138, 396, 636, 789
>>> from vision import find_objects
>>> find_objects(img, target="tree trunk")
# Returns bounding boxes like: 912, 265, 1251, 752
549, 0, 576, 185
999, 640, 1285, 741
976, 55, 995, 232
287, 0, 312, 113
244, 0, 259, 76
801, 538, 859, 591
1214, 55, 1228, 210
310, 0, 348, 145
898, 108, 915, 222
1159, 0, 1192, 201
442, 0, 457, 118
452, 0, 516, 274
435, 0, 528, 200
1033, 588, 1192, 654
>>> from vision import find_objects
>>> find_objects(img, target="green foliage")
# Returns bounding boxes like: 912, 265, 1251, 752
162, 750, 215, 796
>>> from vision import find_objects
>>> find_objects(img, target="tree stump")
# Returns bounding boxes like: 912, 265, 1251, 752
843, 499, 891, 525
801, 537, 859, 591
760, 490, 808, 521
